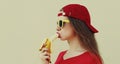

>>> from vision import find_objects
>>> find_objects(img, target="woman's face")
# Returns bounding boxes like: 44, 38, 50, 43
56, 16, 76, 41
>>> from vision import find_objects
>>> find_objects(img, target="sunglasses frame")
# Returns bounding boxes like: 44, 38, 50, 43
57, 20, 70, 28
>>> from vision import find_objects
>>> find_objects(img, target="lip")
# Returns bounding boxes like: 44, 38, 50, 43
56, 32, 61, 38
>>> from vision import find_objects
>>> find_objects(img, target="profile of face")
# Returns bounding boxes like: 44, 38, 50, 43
56, 16, 76, 41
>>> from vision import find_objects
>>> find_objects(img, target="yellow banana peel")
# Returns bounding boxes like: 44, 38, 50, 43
39, 34, 58, 53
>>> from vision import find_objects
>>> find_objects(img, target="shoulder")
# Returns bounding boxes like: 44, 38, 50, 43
54, 50, 67, 64
82, 51, 102, 64
59, 50, 67, 55
57, 50, 67, 59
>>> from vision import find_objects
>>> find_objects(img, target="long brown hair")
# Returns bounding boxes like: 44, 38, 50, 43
68, 17, 103, 64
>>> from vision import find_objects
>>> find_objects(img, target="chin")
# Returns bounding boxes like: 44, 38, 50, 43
59, 38, 67, 41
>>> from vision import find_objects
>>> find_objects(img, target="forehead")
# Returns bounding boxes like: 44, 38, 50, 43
58, 16, 69, 20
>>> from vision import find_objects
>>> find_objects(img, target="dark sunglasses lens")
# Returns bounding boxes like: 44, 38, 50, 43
59, 20, 63, 27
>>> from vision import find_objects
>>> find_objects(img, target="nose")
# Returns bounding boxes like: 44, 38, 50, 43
56, 26, 61, 31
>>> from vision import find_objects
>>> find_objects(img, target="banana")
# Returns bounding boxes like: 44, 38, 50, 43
39, 34, 58, 63
39, 34, 58, 53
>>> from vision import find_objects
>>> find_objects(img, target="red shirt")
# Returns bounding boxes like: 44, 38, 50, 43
55, 51, 101, 64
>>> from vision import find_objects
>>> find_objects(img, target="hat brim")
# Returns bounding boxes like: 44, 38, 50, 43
87, 24, 98, 33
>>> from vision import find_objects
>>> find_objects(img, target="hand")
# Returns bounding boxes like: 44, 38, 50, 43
39, 47, 51, 64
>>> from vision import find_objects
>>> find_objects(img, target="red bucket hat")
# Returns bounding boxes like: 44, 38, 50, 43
58, 4, 98, 33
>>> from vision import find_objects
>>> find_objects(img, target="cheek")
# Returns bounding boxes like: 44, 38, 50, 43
60, 27, 75, 40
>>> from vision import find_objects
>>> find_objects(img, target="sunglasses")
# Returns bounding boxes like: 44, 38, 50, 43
57, 20, 70, 28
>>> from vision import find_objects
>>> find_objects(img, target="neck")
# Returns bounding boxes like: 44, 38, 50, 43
67, 36, 86, 52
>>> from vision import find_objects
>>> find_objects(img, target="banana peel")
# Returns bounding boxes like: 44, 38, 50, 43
39, 34, 58, 63
39, 38, 52, 53
39, 34, 58, 53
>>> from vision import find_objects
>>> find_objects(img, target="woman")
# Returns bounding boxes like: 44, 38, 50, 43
40, 4, 103, 64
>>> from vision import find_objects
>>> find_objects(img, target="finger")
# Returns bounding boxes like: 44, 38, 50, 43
43, 52, 50, 57
39, 51, 49, 56
39, 43, 46, 51
44, 56, 51, 63
41, 48, 49, 53
40, 54, 50, 61
44, 56, 50, 60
